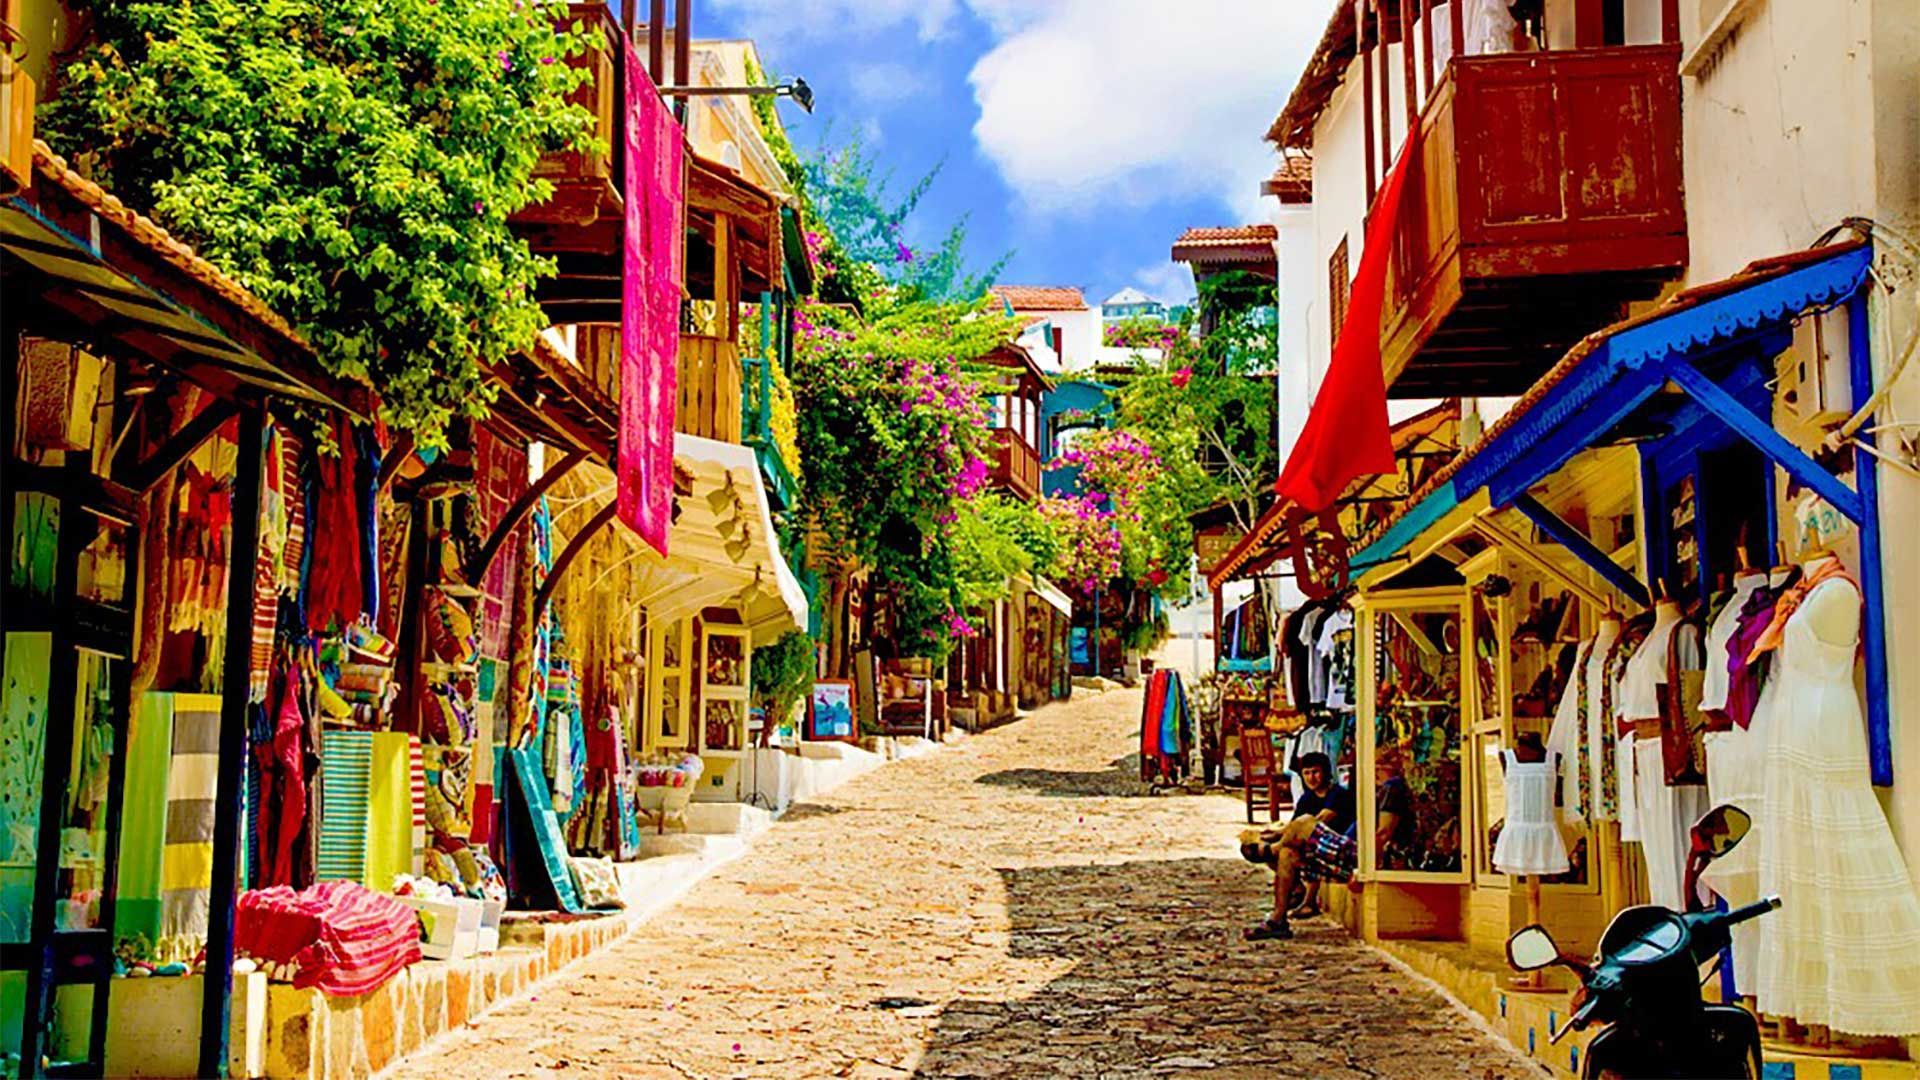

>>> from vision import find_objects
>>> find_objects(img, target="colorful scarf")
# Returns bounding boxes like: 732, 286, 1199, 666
1747, 559, 1854, 663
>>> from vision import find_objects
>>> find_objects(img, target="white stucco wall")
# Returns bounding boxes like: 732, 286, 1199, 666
1055, 307, 1103, 373
1271, 204, 1318, 461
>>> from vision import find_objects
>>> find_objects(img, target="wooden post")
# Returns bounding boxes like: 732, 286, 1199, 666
1359, 0, 1376, 204
199, 398, 266, 1079
1449, 0, 1464, 66
1574, 0, 1605, 47
672, 0, 691, 124
648, 0, 666, 81
1515, 874, 1546, 990
1378, 0, 1394, 171
1420, 0, 1435, 98
1401, 0, 1418, 133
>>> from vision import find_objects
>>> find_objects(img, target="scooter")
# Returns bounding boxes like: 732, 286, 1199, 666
1505, 805, 1780, 1080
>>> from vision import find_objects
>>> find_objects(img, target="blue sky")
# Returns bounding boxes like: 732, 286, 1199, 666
688, 0, 1334, 307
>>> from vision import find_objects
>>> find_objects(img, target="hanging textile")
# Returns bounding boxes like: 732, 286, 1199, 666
112, 690, 173, 952
364, 733, 413, 891
315, 729, 373, 884
407, 737, 427, 876
157, 693, 221, 962
1273, 135, 1419, 512
253, 678, 308, 890
615, 35, 685, 555
306, 416, 363, 635
505, 747, 582, 913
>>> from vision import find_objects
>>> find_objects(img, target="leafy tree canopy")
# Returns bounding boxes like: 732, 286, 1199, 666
42, 0, 596, 446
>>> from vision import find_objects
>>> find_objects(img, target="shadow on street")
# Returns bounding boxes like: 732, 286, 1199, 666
973, 753, 1150, 798
910, 858, 1517, 1080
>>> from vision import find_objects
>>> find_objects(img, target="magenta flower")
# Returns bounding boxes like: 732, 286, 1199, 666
498, 51, 513, 72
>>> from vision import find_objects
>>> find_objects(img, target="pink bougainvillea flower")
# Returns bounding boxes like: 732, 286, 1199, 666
1171, 366, 1193, 389
895, 241, 914, 264
497, 51, 513, 71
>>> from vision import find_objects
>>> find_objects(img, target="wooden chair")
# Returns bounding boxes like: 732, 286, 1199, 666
1240, 727, 1284, 824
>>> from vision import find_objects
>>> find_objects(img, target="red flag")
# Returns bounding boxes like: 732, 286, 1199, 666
1273, 137, 1418, 512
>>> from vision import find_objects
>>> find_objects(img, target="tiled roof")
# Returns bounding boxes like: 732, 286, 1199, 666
33, 140, 313, 355
1267, 2, 1359, 151
1172, 224, 1278, 267
990, 284, 1089, 311
1173, 224, 1278, 247
1262, 154, 1314, 203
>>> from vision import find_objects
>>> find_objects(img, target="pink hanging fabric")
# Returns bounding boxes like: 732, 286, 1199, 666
617, 39, 685, 556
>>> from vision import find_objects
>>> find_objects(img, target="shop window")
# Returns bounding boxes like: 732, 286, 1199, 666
1363, 596, 1466, 879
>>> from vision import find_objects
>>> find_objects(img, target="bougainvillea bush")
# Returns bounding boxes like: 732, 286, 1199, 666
1103, 317, 1183, 354
789, 291, 1019, 656
42, 0, 595, 446
1052, 429, 1192, 598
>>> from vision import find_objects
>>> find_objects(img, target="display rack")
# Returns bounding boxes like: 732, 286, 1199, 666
698, 624, 751, 757
647, 617, 691, 748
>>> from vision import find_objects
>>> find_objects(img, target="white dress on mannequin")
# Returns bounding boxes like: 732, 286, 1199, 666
1700, 571, 1769, 994
1494, 750, 1571, 876
1756, 574, 1920, 1036
1620, 606, 1708, 911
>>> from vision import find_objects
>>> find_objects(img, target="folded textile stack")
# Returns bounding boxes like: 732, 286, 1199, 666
232, 879, 423, 996
633, 752, 703, 788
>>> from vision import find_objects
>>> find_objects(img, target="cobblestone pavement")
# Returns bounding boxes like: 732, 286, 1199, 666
385, 688, 1536, 1080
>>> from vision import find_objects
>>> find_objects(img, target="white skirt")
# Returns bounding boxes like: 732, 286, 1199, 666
1494, 822, 1570, 877
1702, 722, 1767, 994
1634, 738, 1709, 911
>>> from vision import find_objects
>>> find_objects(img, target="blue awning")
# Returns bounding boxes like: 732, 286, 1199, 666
1350, 480, 1459, 571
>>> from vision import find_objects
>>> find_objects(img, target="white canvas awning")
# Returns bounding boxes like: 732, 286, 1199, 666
619, 435, 808, 643
1031, 576, 1073, 619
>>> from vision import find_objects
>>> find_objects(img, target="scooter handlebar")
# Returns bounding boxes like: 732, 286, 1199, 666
1724, 895, 1783, 926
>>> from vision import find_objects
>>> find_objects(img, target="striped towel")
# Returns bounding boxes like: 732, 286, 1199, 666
316, 730, 373, 883
234, 880, 421, 997
158, 693, 222, 962
408, 738, 427, 876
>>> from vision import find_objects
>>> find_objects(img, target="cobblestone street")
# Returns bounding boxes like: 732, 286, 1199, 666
385, 688, 1536, 1080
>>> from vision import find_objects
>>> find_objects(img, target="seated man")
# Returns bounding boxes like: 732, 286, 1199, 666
1238, 750, 1406, 941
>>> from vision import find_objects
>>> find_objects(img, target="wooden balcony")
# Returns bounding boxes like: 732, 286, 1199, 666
1380, 45, 1687, 397
677, 335, 742, 444
989, 429, 1041, 502
511, 2, 623, 254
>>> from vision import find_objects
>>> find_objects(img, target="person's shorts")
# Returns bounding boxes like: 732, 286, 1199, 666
1300, 822, 1357, 883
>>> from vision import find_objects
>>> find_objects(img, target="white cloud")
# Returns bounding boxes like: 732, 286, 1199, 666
969, 0, 1332, 218
1133, 261, 1198, 307
847, 61, 930, 105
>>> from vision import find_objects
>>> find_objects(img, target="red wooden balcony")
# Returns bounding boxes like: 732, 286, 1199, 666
989, 428, 1041, 502
511, 2, 622, 249
1380, 45, 1687, 397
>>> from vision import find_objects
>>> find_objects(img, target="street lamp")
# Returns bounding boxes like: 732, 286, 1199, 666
658, 77, 815, 114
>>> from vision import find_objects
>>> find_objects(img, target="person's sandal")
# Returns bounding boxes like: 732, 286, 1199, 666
1244, 917, 1293, 941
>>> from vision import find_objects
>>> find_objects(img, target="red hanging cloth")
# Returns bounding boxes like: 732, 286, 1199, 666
1273, 135, 1420, 513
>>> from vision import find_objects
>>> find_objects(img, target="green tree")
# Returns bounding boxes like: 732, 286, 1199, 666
41, 0, 595, 446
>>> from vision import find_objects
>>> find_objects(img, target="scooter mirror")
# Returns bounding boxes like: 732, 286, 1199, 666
1691, 804, 1752, 859
1507, 925, 1561, 971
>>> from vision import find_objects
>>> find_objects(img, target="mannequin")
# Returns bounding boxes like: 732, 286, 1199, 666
1497, 731, 1566, 990
1620, 588, 1707, 911
1699, 564, 1771, 1002
1754, 552, 1920, 1043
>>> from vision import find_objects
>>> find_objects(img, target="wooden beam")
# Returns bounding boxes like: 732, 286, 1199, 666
649, 0, 666, 82
672, 0, 691, 123
119, 397, 238, 491
1420, 0, 1435, 98
1846, 295, 1892, 785
532, 498, 623, 620
377, 431, 416, 498
1359, 0, 1376, 204
1400, 0, 1418, 132
1665, 361, 1865, 523
1512, 493, 1650, 608
200, 399, 267, 1077
467, 448, 588, 586
1471, 515, 1609, 612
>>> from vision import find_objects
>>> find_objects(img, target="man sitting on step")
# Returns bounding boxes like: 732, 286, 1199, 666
1237, 750, 1407, 941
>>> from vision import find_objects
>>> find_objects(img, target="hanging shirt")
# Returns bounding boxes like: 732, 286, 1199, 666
1317, 608, 1356, 711
1620, 617, 1703, 721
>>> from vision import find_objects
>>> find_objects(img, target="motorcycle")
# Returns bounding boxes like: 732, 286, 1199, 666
1505, 804, 1780, 1080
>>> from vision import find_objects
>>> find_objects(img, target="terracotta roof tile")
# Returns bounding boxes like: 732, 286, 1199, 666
990, 284, 1089, 311
1262, 154, 1314, 203
31, 140, 315, 357
1173, 224, 1279, 247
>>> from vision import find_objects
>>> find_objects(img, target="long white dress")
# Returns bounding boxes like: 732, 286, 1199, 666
1620, 618, 1708, 911
1755, 579, 1920, 1035
1494, 750, 1571, 876
1700, 576, 1770, 994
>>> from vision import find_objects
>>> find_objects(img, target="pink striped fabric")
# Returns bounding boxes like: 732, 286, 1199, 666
234, 880, 421, 997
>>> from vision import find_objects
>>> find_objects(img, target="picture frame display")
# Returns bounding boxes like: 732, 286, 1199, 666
806, 679, 857, 742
